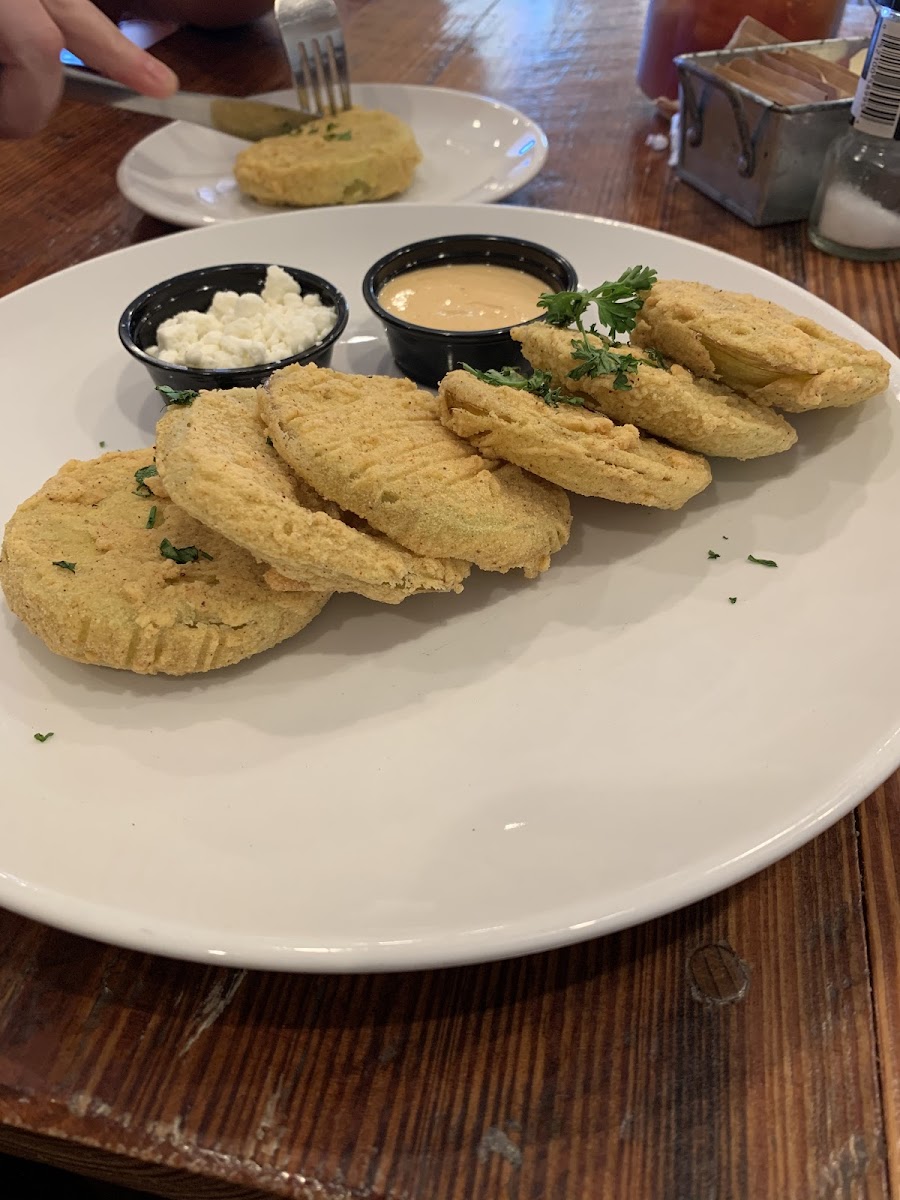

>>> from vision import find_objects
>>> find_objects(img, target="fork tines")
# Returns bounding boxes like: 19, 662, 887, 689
275, 0, 352, 120
295, 34, 351, 118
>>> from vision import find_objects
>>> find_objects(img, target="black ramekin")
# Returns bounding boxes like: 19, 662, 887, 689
119, 263, 349, 393
362, 234, 578, 388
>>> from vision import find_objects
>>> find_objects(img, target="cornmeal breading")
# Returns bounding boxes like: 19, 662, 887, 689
0, 450, 328, 675
156, 388, 470, 604
234, 108, 422, 208
632, 280, 890, 412
260, 364, 572, 578
4, 259, 880, 685
514, 323, 798, 460
438, 370, 712, 510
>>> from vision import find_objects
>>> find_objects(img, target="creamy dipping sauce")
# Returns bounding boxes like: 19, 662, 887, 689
378, 263, 547, 331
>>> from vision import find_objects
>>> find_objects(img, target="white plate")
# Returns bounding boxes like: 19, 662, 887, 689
117, 84, 548, 227
1, 204, 899, 973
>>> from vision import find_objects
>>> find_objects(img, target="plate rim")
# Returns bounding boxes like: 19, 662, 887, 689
115, 81, 551, 228
1, 202, 898, 973
2, 750, 896, 974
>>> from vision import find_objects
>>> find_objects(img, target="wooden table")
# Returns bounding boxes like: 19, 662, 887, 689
1, 3, 898, 1197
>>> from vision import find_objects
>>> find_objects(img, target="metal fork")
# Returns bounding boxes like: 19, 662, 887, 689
274, 0, 352, 118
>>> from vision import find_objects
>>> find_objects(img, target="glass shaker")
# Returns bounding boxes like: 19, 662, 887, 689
808, 1, 900, 261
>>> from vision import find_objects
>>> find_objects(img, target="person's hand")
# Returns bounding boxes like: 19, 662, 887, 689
0, 0, 179, 139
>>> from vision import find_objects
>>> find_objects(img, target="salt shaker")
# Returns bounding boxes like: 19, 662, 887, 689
808, 1, 900, 261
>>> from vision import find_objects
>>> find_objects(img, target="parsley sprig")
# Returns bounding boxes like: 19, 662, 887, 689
462, 265, 665, 402
461, 364, 585, 408
539, 265, 657, 336
537, 265, 658, 391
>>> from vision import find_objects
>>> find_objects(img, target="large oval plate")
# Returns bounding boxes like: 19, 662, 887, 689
0, 204, 897, 971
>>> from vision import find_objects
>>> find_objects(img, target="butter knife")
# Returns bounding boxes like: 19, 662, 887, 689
62, 66, 317, 140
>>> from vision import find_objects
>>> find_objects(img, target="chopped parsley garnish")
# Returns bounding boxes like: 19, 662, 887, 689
722, 535, 729, 540
461, 363, 585, 409
159, 538, 212, 565
747, 555, 778, 568
265, 436, 274, 447
568, 341, 641, 388
99, 440, 106, 448
294, 123, 350, 140
728, 597, 737, 604
33, 732, 54, 743
707, 550, 720, 560
156, 385, 198, 406
52, 560, 76, 572
642, 347, 670, 371
537, 265, 657, 392
133, 464, 158, 497
146, 505, 158, 529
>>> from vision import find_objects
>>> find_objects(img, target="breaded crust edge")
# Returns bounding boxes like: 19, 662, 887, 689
438, 369, 712, 510
0, 450, 328, 675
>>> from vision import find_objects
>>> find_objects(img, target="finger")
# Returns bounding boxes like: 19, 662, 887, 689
0, 1, 64, 138
44, 0, 178, 96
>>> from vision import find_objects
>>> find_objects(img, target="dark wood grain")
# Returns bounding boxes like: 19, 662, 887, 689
860, 780, 900, 1200
0, 813, 890, 1200
0, 1, 897, 1198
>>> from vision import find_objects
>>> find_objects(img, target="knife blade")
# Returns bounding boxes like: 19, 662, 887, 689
62, 66, 319, 140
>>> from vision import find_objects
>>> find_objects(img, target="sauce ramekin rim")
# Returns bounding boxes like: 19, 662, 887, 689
361, 234, 578, 341
118, 262, 350, 378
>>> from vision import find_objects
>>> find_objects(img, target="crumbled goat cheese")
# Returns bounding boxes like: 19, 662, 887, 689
148, 265, 337, 369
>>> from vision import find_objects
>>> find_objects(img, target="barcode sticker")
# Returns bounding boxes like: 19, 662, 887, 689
852, 20, 900, 139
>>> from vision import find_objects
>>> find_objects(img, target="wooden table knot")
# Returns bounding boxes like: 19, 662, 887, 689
687, 942, 750, 1005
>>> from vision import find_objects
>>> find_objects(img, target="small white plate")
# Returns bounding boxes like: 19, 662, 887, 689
1, 204, 899, 973
117, 83, 548, 227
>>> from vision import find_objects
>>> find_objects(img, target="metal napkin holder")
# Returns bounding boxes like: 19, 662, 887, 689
675, 37, 868, 227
